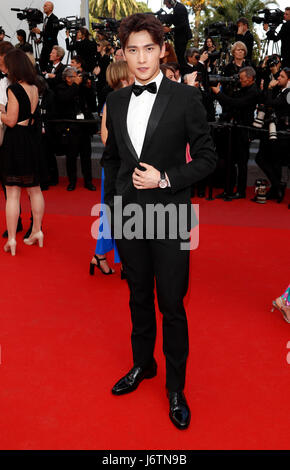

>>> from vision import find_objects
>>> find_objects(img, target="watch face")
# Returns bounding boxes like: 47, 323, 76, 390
159, 179, 168, 189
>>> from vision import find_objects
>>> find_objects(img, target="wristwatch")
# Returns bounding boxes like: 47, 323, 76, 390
158, 171, 168, 189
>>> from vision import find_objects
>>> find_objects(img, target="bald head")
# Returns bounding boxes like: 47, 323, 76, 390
44, 2, 54, 15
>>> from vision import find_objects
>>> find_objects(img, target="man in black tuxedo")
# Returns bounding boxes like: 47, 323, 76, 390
163, 0, 192, 69
43, 45, 66, 91
101, 13, 217, 430
32, 1, 59, 71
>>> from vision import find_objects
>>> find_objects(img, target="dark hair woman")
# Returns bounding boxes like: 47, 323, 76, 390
0, 48, 45, 255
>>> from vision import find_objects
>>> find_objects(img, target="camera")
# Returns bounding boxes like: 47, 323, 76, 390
11, 7, 43, 30
153, 9, 172, 26
267, 55, 280, 68
91, 17, 120, 35
208, 74, 240, 86
205, 22, 237, 39
252, 8, 284, 27
59, 16, 86, 34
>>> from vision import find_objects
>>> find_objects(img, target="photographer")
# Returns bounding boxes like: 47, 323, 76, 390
255, 68, 290, 203
94, 40, 112, 114
258, 54, 282, 92
43, 45, 66, 91
163, 0, 192, 68
55, 67, 97, 191
65, 27, 97, 72
235, 17, 254, 62
15, 29, 33, 53
183, 47, 208, 87
32, 1, 59, 72
211, 66, 260, 199
263, 7, 290, 67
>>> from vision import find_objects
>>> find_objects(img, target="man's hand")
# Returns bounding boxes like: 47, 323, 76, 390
32, 27, 41, 34
132, 163, 160, 189
211, 83, 221, 94
263, 23, 269, 32
199, 51, 208, 63
47, 73, 56, 79
163, 26, 171, 33
269, 79, 278, 89
186, 71, 198, 87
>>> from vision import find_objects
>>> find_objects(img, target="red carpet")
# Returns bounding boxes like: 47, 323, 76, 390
0, 180, 289, 450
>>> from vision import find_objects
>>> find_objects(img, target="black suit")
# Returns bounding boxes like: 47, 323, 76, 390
167, 2, 192, 68
40, 13, 59, 71
102, 77, 217, 391
235, 30, 254, 61
45, 62, 66, 90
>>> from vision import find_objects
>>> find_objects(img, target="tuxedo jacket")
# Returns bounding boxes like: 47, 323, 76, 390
101, 76, 217, 227
45, 62, 66, 90
42, 13, 59, 48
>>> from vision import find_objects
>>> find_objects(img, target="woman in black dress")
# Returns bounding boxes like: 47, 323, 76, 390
0, 49, 45, 256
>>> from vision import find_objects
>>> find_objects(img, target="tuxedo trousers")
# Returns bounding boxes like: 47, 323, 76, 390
116, 236, 190, 392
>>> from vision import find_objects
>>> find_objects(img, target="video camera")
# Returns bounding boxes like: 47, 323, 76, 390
59, 16, 86, 34
11, 7, 43, 30
92, 17, 120, 35
153, 9, 172, 27
252, 8, 284, 28
205, 21, 237, 40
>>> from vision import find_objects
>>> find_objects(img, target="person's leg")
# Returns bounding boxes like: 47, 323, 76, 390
116, 238, 157, 368
5, 186, 21, 241
65, 133, 79, 189
26, 186, 45, 234
150, 238, 190, 392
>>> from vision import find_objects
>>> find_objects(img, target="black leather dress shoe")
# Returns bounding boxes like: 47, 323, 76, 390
168, 391, 191, 430
67, 183, 76, 191
84, 182, 96, 191
277, 182, 286, 203
112, 360, 157, 395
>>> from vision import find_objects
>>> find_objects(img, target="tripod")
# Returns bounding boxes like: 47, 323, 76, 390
260, 38, 280, 59
27, 30, 41, 63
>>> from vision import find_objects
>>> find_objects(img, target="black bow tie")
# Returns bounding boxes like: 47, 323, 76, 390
132, 82, 157, 96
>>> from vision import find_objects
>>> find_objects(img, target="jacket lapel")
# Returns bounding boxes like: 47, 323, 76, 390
140, 77, 173, 160
118, 85, 139, 162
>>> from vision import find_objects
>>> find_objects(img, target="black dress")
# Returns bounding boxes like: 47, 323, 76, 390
1, 83, 42, 187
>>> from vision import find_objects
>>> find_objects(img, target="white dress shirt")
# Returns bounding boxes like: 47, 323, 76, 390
127, 71, 163, 158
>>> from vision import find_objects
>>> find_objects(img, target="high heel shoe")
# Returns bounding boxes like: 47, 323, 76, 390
90, 254, 114, 275
4, 238, 17, 256
23, 230, 44, 247
271, 296, 290, 324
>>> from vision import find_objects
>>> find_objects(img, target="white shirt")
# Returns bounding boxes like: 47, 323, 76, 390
127, 71, 163, 158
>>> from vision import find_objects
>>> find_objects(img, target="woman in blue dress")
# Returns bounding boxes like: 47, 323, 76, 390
90, 61, 134, 275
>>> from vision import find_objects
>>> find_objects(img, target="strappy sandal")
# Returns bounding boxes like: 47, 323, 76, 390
90, 255, 114, 276
271, 297, 290, 324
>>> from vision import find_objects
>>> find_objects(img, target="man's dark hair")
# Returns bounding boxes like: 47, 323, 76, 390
4, 48, 37, 85
17, 29, 26, 42
0, 41, 14, 57
167, 61, 180, 72
237, 17, 249, 26
119, 13, 164, 49
79, 27, 90, 39
71, 54, 83, 66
